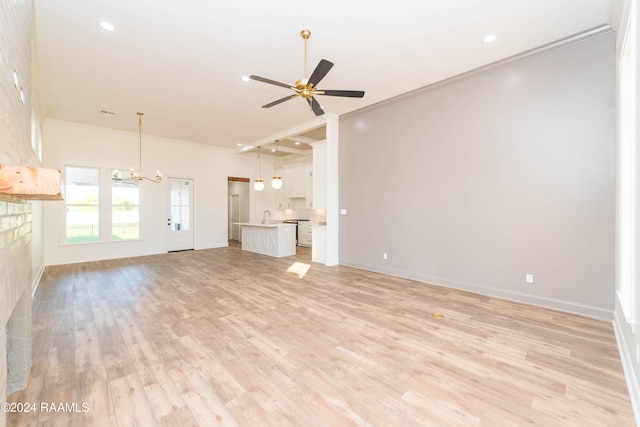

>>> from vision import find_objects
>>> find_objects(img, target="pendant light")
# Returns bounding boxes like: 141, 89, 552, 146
271, 139, 283, 189
119, 112, 162, 183
254, 146, 264, 191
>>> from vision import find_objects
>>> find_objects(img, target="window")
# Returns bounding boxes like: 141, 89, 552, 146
64, 166, 142, 244
111, 169, 140, 240
65, 167, 100, 243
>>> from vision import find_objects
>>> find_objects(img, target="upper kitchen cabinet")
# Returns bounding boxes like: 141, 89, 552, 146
305, 165, 314, 209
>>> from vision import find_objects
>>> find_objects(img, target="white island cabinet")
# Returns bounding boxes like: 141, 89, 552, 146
237, 223, 296, 258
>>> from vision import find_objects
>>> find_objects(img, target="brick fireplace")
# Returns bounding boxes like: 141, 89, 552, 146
5, 291, 31, 395
0, 199, 35, 403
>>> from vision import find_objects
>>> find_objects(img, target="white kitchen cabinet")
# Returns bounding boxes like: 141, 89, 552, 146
285, 166, 306, 198
312, 225, 326, 263
305, 165, 314, 209
275, 188, 290, 209
298, 222, 313, 247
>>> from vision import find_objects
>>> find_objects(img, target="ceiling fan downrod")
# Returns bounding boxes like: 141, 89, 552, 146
301, 29, 311, 80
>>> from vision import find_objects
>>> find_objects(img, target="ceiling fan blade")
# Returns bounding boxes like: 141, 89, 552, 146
307, 97, 325, 116
318, 90, 365, 98
249, 75, 294, 90
308, 59, 334, 87
262, 94, 299, 108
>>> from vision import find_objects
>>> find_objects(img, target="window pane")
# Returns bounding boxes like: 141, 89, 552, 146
180, 207, 190, 231
66, 206, 99, 243
170, 180, 190, 231
66, 167, 99, 205
65, 166, 99, 243
112, 169, 140, 240
171, 206, 182, 231
112, 205, 139, 239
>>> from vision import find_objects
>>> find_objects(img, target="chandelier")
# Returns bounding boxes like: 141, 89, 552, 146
114, 112, 162, 183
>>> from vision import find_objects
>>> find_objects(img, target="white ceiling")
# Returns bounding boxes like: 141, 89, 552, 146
33, 0, 615, 152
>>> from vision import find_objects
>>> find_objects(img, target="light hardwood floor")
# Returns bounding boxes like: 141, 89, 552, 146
7, 243, 634, 426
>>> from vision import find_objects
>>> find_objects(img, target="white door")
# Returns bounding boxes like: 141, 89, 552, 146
167, 178, 194, 251
230, 193, 240, 241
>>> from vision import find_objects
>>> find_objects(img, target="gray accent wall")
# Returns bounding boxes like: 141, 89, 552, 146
338, 29, 616, 318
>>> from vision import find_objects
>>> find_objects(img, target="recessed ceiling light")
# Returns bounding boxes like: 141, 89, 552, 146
100, 21, 115, 32
295, 142, 300, 145
13, 70, 19, 89
19, 88, 25, 105
236, 143, 242, 146
483, 34, 497, 44
241, 76, 250, 82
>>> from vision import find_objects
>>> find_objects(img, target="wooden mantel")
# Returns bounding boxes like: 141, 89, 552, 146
0, 164, 63, 200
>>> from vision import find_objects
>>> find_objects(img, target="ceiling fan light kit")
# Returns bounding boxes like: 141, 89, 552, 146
249, 29, 365, 116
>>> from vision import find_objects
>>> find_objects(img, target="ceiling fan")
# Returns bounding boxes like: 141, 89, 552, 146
249, 29, 365, 116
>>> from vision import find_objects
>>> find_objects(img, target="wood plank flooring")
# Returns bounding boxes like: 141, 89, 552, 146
6, 243, 634, 426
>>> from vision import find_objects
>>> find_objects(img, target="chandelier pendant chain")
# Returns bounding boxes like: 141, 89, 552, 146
138, 112, 143, 179
130, 112, 162, 183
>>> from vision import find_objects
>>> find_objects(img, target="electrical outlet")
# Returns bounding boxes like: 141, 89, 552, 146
525, 274, 534, 284
383, 253, 388, 260
340, 209, 347, 215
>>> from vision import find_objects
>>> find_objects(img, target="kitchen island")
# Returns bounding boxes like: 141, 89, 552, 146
237, 223, 296, 258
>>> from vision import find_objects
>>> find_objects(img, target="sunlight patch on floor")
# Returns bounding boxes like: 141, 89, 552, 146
287, 262, 311, 278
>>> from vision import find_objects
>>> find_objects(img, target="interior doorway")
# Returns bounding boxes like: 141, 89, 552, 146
230, 194, 240, 240
228, 177, 250, 242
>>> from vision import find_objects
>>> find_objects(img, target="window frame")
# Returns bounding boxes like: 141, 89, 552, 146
61, 162, 145, 246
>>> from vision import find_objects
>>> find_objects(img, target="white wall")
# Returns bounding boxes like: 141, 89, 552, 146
339, 28, 616, 319
42, 120, 273, 265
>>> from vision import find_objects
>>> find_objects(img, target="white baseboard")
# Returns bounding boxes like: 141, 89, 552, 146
31, 265, 45, 297
613, 311, 640, 426
341, 260, 612, 320
194, 241, 229, 250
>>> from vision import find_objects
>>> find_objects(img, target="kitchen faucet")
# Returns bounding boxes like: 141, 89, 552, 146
262, 210, 271, 224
